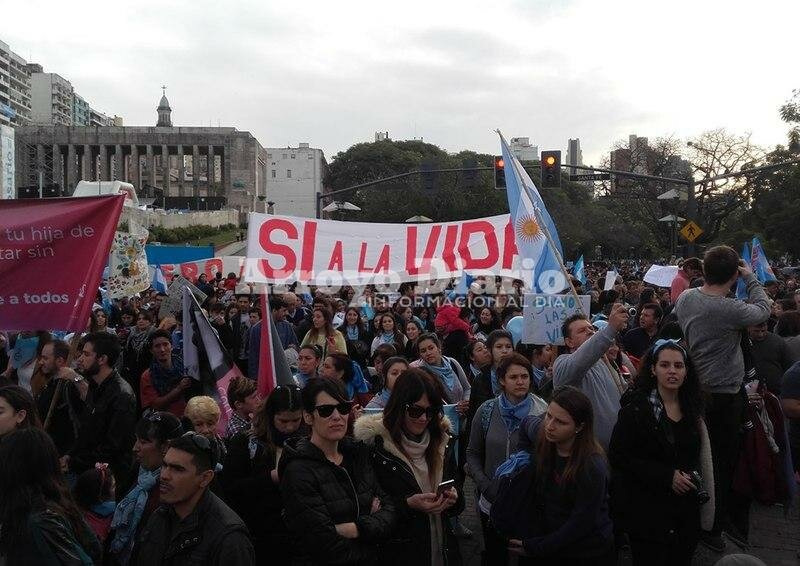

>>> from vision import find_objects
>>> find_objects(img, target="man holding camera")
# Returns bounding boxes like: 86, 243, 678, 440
674, 246, 770, 552
554, 303, 630, 449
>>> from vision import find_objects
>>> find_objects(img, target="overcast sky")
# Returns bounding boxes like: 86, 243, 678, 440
5, 0, 798, 165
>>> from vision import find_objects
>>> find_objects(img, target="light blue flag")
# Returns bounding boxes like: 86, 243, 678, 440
735, 243, 750, 299
751, 237, 777, 284
500, 132, 565, 292
454, 272, 475, 296
573, 255, 587, 286
151, 265, 168, 293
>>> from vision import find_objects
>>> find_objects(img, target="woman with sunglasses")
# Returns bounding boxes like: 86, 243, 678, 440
466, 353, 548, 566
355, 368, 461, 566
280, 378, 396, 565
224, 385, 304, 564
609, 340, 712, 566
108, 410, 183, 565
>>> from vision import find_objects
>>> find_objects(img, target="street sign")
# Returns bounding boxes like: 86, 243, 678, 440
679, 221, 703, 242
568, 173, 610, 182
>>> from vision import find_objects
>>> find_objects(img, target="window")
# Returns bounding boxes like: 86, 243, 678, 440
271, 170, 276, 178
282, 153, 288, 159
287, 169, 292, 178
308, 154, 313, 159
291, 153, 296, 159
267, 153, 272, 158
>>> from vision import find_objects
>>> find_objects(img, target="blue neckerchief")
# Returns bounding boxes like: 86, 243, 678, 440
498, 393, 533, 433
294, 370, 314, 388
110, 467, 159, 562
346, 325, 360, 341
423, 358, 457, 392
532, 366, 546, 387
379, 332, 395, 345
494, 450, 531, 478
490, 367, 500, 395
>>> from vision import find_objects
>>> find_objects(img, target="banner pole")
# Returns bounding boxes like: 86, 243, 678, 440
501, 131, 586, 317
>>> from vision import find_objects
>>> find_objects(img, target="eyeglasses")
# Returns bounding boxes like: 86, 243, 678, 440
314, 402, 353, 418
405, 404, 440, 420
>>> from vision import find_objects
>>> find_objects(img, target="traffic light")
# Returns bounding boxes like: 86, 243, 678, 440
494, 156, 506, 190
420, 160, 437, 192
540, 150, 561, 188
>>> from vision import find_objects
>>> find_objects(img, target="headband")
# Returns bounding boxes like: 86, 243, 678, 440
651, 338, 687, 359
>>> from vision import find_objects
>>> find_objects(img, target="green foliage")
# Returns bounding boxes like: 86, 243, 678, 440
326, 139, 645, 259
148, 224, 236, 244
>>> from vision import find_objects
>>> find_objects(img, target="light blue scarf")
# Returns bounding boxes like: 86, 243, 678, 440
490, 368, 500, 395
423, 358, 457, 392
346, 325, 360, 341
378, 332, 395, 345
109, 467, 159, 564
344, 362, 370, 399
497, 393, 532, 433
372, 388, 392, 408
532, 366, 546, 388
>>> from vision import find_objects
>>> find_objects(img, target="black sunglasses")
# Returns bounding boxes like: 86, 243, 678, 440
314, 402, 353, 418
182, 431, 216, 464
405, 404, 440, 420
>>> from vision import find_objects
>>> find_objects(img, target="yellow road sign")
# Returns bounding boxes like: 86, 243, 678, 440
680, 221, 703, 242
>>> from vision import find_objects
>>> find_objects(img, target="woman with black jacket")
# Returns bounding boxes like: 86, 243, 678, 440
609, 339, 713, 566
279, 378, 396, 566
354, 368, 461, 566
223, 385, 304, 564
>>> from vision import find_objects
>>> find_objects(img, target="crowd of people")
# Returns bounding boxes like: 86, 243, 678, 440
0, 246, 796, 565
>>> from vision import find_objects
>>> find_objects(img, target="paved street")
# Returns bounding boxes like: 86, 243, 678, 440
457, 478, 800, 566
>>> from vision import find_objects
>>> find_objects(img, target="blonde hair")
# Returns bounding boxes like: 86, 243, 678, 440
185, 396, 221, 424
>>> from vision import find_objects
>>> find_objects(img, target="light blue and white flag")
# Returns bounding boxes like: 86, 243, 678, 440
454, 272, 476, 296
735, 242, 750, 299
573, 255, 587, 286
151, 265, 168, 293
499, 132, 565, 293
750, 237, 776, 284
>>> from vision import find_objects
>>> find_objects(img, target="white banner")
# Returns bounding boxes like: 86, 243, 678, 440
245, 213, 524, 286
154, 255, 245, 281
0, 126, 14, 200
522, 293, 591, 345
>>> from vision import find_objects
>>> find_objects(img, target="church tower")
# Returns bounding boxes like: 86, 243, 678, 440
156, 86, 172, 127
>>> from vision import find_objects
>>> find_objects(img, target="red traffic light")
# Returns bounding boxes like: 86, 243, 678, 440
495, 157, 504, 168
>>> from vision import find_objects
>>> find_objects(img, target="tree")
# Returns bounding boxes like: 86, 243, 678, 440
686, 129, 763, 243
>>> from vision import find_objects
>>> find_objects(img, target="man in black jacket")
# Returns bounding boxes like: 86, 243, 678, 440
58, 332, 137, 488
133, 432, 254, 566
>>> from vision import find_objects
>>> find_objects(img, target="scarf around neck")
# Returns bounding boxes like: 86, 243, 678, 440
110, 467, 159, 564
498, 392, 533, 433
423, 357, 457, 393
149, 354, 185, 396
490, 367, 501, 395
346, 325, 360, 341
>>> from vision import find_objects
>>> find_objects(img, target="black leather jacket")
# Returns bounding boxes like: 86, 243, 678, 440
132, 490, 254, 566
69, 371, 137, 487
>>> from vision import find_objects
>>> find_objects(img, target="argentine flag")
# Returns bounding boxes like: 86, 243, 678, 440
750, 237, 776, 284
151, 265, 168, 293
573, 255, 587, 286
500, 132, 565, 293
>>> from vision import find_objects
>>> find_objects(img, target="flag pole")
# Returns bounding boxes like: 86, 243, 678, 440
499, 131, 587, 317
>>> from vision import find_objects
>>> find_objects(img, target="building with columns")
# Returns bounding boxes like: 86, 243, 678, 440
13, 90, 268, 211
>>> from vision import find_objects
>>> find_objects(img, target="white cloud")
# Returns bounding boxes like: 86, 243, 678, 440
4, 0, 797, 165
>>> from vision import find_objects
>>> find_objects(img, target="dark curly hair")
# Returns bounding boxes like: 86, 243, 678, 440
635, 342, 704, 424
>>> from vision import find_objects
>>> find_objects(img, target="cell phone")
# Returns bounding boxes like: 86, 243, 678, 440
436, 479, 455, 495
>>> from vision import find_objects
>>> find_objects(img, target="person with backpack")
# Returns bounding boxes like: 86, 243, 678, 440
505, 386, 615, 566
465, 353, 548, 566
